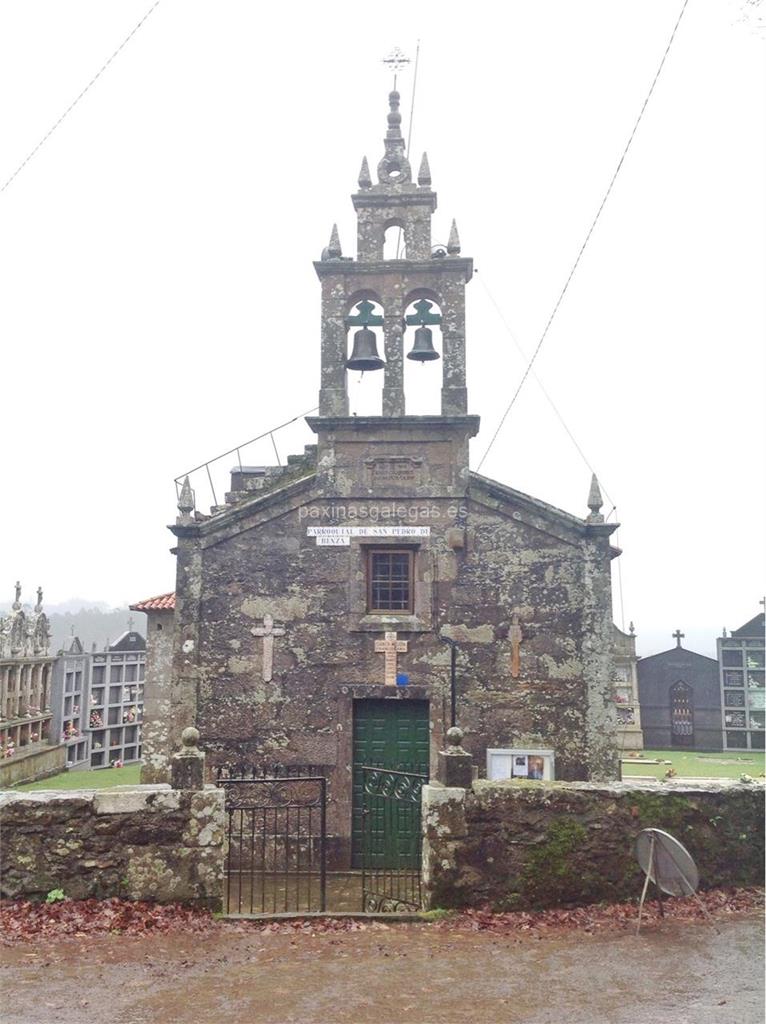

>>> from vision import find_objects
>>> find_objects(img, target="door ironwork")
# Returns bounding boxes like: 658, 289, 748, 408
218, 772, 327, 915
360, 765, 428, 912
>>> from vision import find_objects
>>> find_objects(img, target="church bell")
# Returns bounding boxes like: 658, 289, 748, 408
346, 327, 385, 372
406, 325, 440, 362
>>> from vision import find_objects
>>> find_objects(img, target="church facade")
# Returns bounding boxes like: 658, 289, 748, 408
156, 91, 621, 863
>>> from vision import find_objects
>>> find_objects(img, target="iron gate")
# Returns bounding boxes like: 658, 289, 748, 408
360, 765, 428, 912
219, 773, 327, 915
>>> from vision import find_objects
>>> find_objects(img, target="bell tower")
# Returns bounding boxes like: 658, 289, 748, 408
307, 89, 479, 496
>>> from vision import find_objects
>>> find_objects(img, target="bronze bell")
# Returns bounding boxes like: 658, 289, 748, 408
346, 328, 385, 371
407, 325, 440, 362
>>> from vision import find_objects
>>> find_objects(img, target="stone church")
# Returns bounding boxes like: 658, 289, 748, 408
139, 89, 621, 862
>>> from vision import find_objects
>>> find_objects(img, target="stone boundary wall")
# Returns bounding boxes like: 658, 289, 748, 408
0, 785, 224, 909
422, 779, 765, 911
0, 744, 67, 789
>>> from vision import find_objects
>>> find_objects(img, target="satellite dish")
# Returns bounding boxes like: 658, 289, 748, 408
635, 828, 698, 897
633, 827, 718, 935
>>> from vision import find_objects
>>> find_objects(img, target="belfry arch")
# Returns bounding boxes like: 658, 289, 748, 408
314, 91, 470, 419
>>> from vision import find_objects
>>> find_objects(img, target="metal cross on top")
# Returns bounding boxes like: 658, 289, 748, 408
381, 47, 411, 89
405, 298, 442, 327
346, 299, 384, 328
375, 631, 408, 686
672, 629, 685, 648
252, 614, 286, 683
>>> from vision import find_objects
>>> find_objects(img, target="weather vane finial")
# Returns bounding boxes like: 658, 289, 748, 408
382, 47, 411, 90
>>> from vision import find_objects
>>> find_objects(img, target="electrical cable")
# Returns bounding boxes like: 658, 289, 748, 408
396, 41, 421, 259
1, 1, 163, 196
476, 0, 691, 473
477, 272, 627, 630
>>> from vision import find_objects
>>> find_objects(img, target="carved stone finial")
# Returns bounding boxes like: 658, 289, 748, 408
418, 152, 431, 186
177, 476, 195, 520
182, 726, 200, 748
586, 474, 604, 523
12, 582, 21, 611
172, 726, 204, 790
446, 726, 464, 750
629, 621, 636, 636
35, 586, 43, 613
722, 627, 728, 638
438, 726, 473, 788
447, 219, 461, 255
327, 223, 342, 259
358, 156, 372, 189
377, 90, 412, 186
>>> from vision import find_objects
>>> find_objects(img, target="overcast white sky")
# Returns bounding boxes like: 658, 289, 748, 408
1, 0, 764, 658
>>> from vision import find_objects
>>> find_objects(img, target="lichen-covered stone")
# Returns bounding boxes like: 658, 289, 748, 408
0, 786, 224, 908
422, 779, 765, 911
155, 88, 623, 868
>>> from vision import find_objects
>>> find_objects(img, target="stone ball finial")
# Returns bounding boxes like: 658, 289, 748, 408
181, 726, 200, 749
446, 726, 464, 749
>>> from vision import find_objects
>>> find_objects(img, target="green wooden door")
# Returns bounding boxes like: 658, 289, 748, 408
351, 699, 429, 868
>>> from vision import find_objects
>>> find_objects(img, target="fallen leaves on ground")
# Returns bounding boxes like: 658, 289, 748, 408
435, 887, 764, 935
0, 886, 761, 945
0, 898, 217, 944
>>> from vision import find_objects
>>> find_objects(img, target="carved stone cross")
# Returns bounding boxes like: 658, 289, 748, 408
252, 614, 285, 682
510, 611, 523, 679
672, 629, 685, 648
374, 631, 408, 686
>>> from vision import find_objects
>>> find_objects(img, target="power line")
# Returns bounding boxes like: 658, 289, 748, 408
476, 0, 691, 473
477, 273, 626, 629
405, 40, 421, 155
396, 40, 421, 260
477, 274, 617, 511
0, 0, 163, 196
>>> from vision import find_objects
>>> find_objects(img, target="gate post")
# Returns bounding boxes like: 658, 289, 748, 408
423, 728, 472, 910
436, 727, 473, 788
171, 726, 205, 790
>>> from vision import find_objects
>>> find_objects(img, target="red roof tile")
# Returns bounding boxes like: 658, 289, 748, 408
130, 592, 175, 611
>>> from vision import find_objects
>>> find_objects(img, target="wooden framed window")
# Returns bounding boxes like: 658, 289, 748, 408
367, 549, 414, 614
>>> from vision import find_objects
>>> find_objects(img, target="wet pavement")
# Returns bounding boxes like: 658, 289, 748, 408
225, 870, 367, 915
2, 913, 762, 1024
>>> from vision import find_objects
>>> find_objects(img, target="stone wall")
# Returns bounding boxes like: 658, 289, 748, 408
422, 779, 764, 911
139, 608, 176, 784
0, 785, 224, 909
0, 743, 66, 789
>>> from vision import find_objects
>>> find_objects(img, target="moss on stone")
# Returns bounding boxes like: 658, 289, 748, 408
516, 818, 603, 909
630, 791, 692, 830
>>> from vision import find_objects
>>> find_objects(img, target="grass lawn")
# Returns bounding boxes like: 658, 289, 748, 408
8, 750, 765, 791
13, 764, 142, 792
621, 748, 765, 780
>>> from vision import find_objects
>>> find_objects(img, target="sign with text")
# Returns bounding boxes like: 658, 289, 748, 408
308, 525, 430, 544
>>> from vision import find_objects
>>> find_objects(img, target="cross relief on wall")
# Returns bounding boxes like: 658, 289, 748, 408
510, 610, 523, 679
251, 615, 285, 683
375, 631, 408, 686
